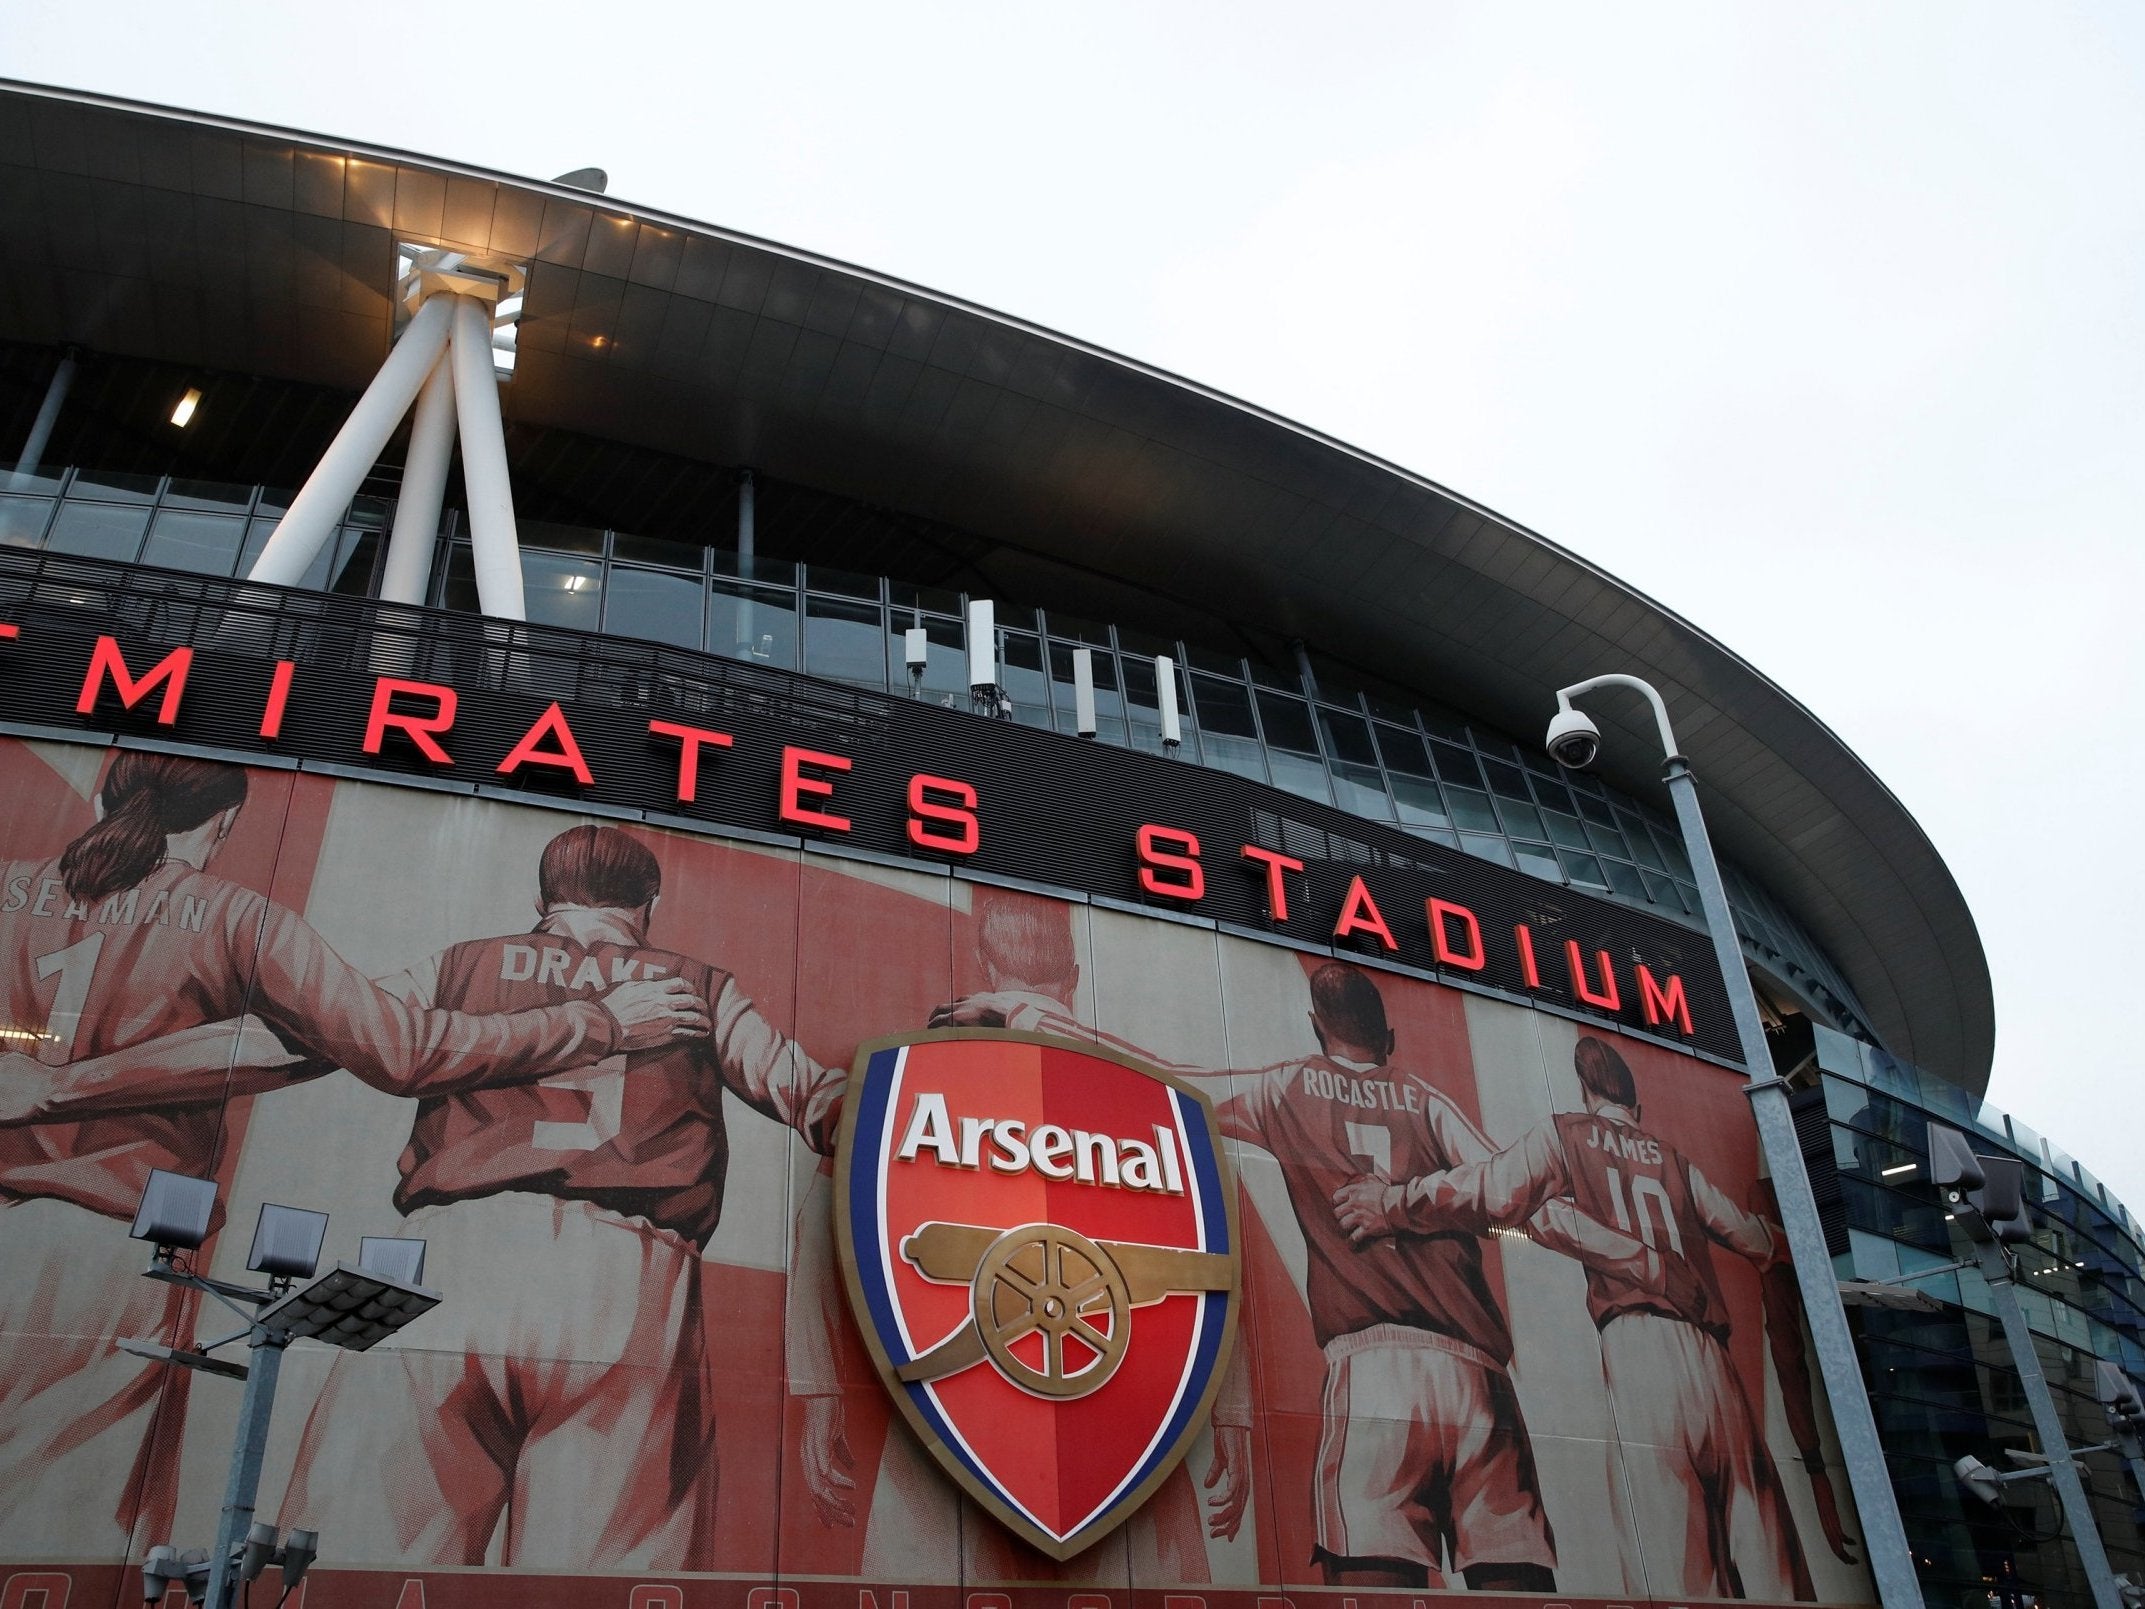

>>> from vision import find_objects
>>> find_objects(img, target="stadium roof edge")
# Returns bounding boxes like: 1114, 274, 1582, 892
0, 78, 1995, 1090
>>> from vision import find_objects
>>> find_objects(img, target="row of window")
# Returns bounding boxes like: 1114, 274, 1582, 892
0, 464, 1870, 1034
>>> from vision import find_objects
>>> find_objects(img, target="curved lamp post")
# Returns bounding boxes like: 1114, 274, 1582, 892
1548, 673, 1926, 1609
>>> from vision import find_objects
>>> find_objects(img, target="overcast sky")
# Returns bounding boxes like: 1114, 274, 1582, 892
11, 3, 2143, 1206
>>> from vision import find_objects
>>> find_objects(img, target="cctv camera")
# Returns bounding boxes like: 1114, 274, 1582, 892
1954, 1454, 2002, 1506
1544, 707, 1602, 770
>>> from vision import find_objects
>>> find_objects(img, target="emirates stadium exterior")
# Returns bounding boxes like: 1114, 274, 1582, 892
0, 78, 2139, 1609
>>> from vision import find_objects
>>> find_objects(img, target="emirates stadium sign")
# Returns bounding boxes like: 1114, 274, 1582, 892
834, 1031, 1240, 1559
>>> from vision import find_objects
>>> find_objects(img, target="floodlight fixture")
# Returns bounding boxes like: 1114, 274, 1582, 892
239, 1521, 318, 1588
1072, 648, 1098, 738
1155, 655, 1182, 753
257, 1261, 440, 1353
130, 1169, 217, 1254
1926, 1123, 1986, 1193
247, 1204, 329, 1282
358, 1235, 428, 1286
552, 167, 609, 193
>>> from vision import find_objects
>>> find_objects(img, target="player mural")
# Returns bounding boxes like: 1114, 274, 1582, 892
0, 733, 1877, 1609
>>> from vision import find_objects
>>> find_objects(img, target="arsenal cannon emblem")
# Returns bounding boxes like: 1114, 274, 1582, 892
834, 1031, 1241, 1559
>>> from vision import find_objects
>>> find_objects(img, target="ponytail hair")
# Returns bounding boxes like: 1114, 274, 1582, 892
60, 753, 249, 904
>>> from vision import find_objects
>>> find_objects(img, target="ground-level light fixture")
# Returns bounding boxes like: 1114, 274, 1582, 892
119, 1170, 438, 1609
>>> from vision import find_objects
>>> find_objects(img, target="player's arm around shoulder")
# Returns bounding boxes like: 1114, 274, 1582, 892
707, 971, 842, 1154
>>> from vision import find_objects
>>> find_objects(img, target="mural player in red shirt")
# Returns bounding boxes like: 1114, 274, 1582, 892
1334, 1033, 1854, 1601
0, 756, 708, 1560
278, 824, 843, 1571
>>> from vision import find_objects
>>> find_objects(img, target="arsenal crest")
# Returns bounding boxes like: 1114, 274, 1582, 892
834, 1030, 1240, 1559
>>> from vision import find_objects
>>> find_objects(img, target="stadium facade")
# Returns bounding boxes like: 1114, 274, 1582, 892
0, 78, 2138, 1609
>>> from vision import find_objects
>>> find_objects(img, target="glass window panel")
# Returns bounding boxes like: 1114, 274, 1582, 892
0, 494, 54, 548
1180, 644, 1244, 677
1363, 693, 1417, 725
523, 520, 607, 556
1373, 724, 1433, 778
440, 545, 478, 612
1200, 731, 1268, 783
1483, 758, 1532, 800
804, 594, 886, 685
1638, 875, 1690, 913
1460, 832, 1515, 867
345, 495, 392, 533
1247, 655, 1305, 692
1559, 850, 1609, 890
1494, 797, 1546, 840
1000, 631, 1051, 722
887, 580, 964, 617
709, 582, 798, 669
0, 463, 63, 493
604, 565, 706, 649
1585, 820, 1631, 859
1189, 674, 1258, 738
45, 501, 149, 561
69, 469, 159, 503
1318, 708, 1378, 767
610, 531, 700, 568
1658, 836, 1694, 878
894, 614, 971, 701
1402, 822, 1460, 849
140, 510, 246, 576
1604, 859, 1649, 902
161, 478, 253, 514
1513, 842, 1562, 881
1417, 706, 1471, 744
1265, 749, 1333, 803
1391, 774, 1450, 830
327, 529, 381, 596
1255, 692, 1320, 755
1330, 762, 1395, 821
1529, 776, 1576, 815
1055, 708, 1129, 744
1543, 810, 1590, 850
1575, 791, 1619, 827
1430, 740, 1484, 791
1050, 643, 1124, 720
1041, 611, 1113, 647
521, 552, 602, 630
1445, 786, 1499, 834
237, 517, 286, 577
804, 563, 880, 601
1628, 823, 1669, 871
709, 548, 799, 586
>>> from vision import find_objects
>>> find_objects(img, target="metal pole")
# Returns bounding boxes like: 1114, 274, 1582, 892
1659, 743, 1927, 1609
447, 295, 525, 621
378, 355, 456, 606
202, 1330, 287, 1609
247, 294, 454, 587
1975, 1243, 2124, 1609
11, 346, 76, 489
734, 468, 755, 655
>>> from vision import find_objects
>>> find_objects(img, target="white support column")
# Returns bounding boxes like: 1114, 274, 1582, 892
11, 346, 77, 489
377, 356, 457, 606
246, 294, 455, 587
448, 294, 525, 621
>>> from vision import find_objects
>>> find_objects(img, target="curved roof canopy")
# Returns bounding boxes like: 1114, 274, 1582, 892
0, 80, 1994, 1089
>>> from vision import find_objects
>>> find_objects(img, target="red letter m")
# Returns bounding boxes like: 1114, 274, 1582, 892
1637, 965, 1694, 1035
76, 637, 191, 726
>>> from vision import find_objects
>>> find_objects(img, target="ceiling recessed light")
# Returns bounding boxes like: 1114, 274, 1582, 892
170, 387, 203, 427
